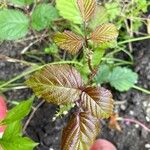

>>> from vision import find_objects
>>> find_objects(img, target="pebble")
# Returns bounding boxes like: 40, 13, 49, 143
120, 105, 126, 110
135, 124, 139, 128
145, 144, 150, 149
146, 116, 150, 122
129, 110, 134, 115
143, 101, 147, 107
49, 148, 54, 150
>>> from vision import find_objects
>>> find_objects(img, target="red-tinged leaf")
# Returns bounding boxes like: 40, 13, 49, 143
81, 87, 114, 118
91, 23, 118, 45
77, 0, 96, 22
54, 31, 83, 54
26, 64, 83, 105
61, 112, 100, 150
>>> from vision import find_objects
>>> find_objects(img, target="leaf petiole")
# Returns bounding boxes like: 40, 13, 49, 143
133, 85, 150, 94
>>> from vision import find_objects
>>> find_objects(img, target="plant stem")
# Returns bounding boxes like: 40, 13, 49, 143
101, 57, 133, 65
117, 117, 150, 132
83, 22, 94, 73
0, 61, 83, 89
133, 85, 150, 94
118, 35, 150, 45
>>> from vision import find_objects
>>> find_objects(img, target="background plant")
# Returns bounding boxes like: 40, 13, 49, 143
0, 97, 37, 150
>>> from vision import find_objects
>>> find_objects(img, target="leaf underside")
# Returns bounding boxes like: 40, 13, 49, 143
77, 0, 96, 22
26, 64, 83, 105
61, 112, 100, 150
54, 31, 83, 54
91, 23, 118, 45
81, 87, 114, 118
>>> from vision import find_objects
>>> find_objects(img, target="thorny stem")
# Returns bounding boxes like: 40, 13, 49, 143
83, 22, 97, 82
117, 117, 150, 132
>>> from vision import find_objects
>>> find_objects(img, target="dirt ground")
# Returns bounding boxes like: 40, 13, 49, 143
0, 15, 150, 150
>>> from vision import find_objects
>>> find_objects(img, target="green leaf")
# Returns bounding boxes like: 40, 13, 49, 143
44, 43, 58, 54
0, 9, 29, 40
81, 87, 114, 119
9, 0, 33, 6
108, 67, 138, 91
105, 2, 121, 21
31, 4, 59, 31
0, 120, 37, 150
0, 136, 37, 150
2, 99, 33, 125
61, 112, 100, 150
26, 64, 83, 105
92, 48, 105, 67
95, 64, 111, 84
2, 121, 22, 140
56, 0, 82, 24
76, 63, 90, 83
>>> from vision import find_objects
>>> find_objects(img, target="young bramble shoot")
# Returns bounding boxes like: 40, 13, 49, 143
26, 0, 119, 149
0, 0, 150, 149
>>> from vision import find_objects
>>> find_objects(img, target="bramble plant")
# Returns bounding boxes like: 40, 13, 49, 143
26, 0, 118, 149
0, 0, 150, 150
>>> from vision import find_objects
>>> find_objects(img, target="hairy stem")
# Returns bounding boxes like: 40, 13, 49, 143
0, 61, 83, 89
117, 117, 150, 132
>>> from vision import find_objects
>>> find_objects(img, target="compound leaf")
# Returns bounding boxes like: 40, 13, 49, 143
56, 0, 82, 24
26, 64, 83, 105
77, 0, 96, 22
108, 67, 138, 91
91, 23, 118, 45
31, 4, 59, 31
81, 87, 114, 119
54, 31, 83, 54
0, 10, 29, 40
61, 112, 100, 150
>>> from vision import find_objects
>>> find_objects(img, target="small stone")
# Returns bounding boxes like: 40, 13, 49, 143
49, 148, 54, 150
143, 101, 147, 107
135, 124, 139, 128
129, 111, 134, 115
145, 144, 150, 149
146, 116, 150, 122
120, 105, 126, 110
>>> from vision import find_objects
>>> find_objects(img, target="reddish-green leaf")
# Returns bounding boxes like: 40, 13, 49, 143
61, 112, 100, 150
91, 23, 118, 45
54, 31, 83, 54
81, 87, 114, 118
26, 64, 83, 105
77, 0, 96, 22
